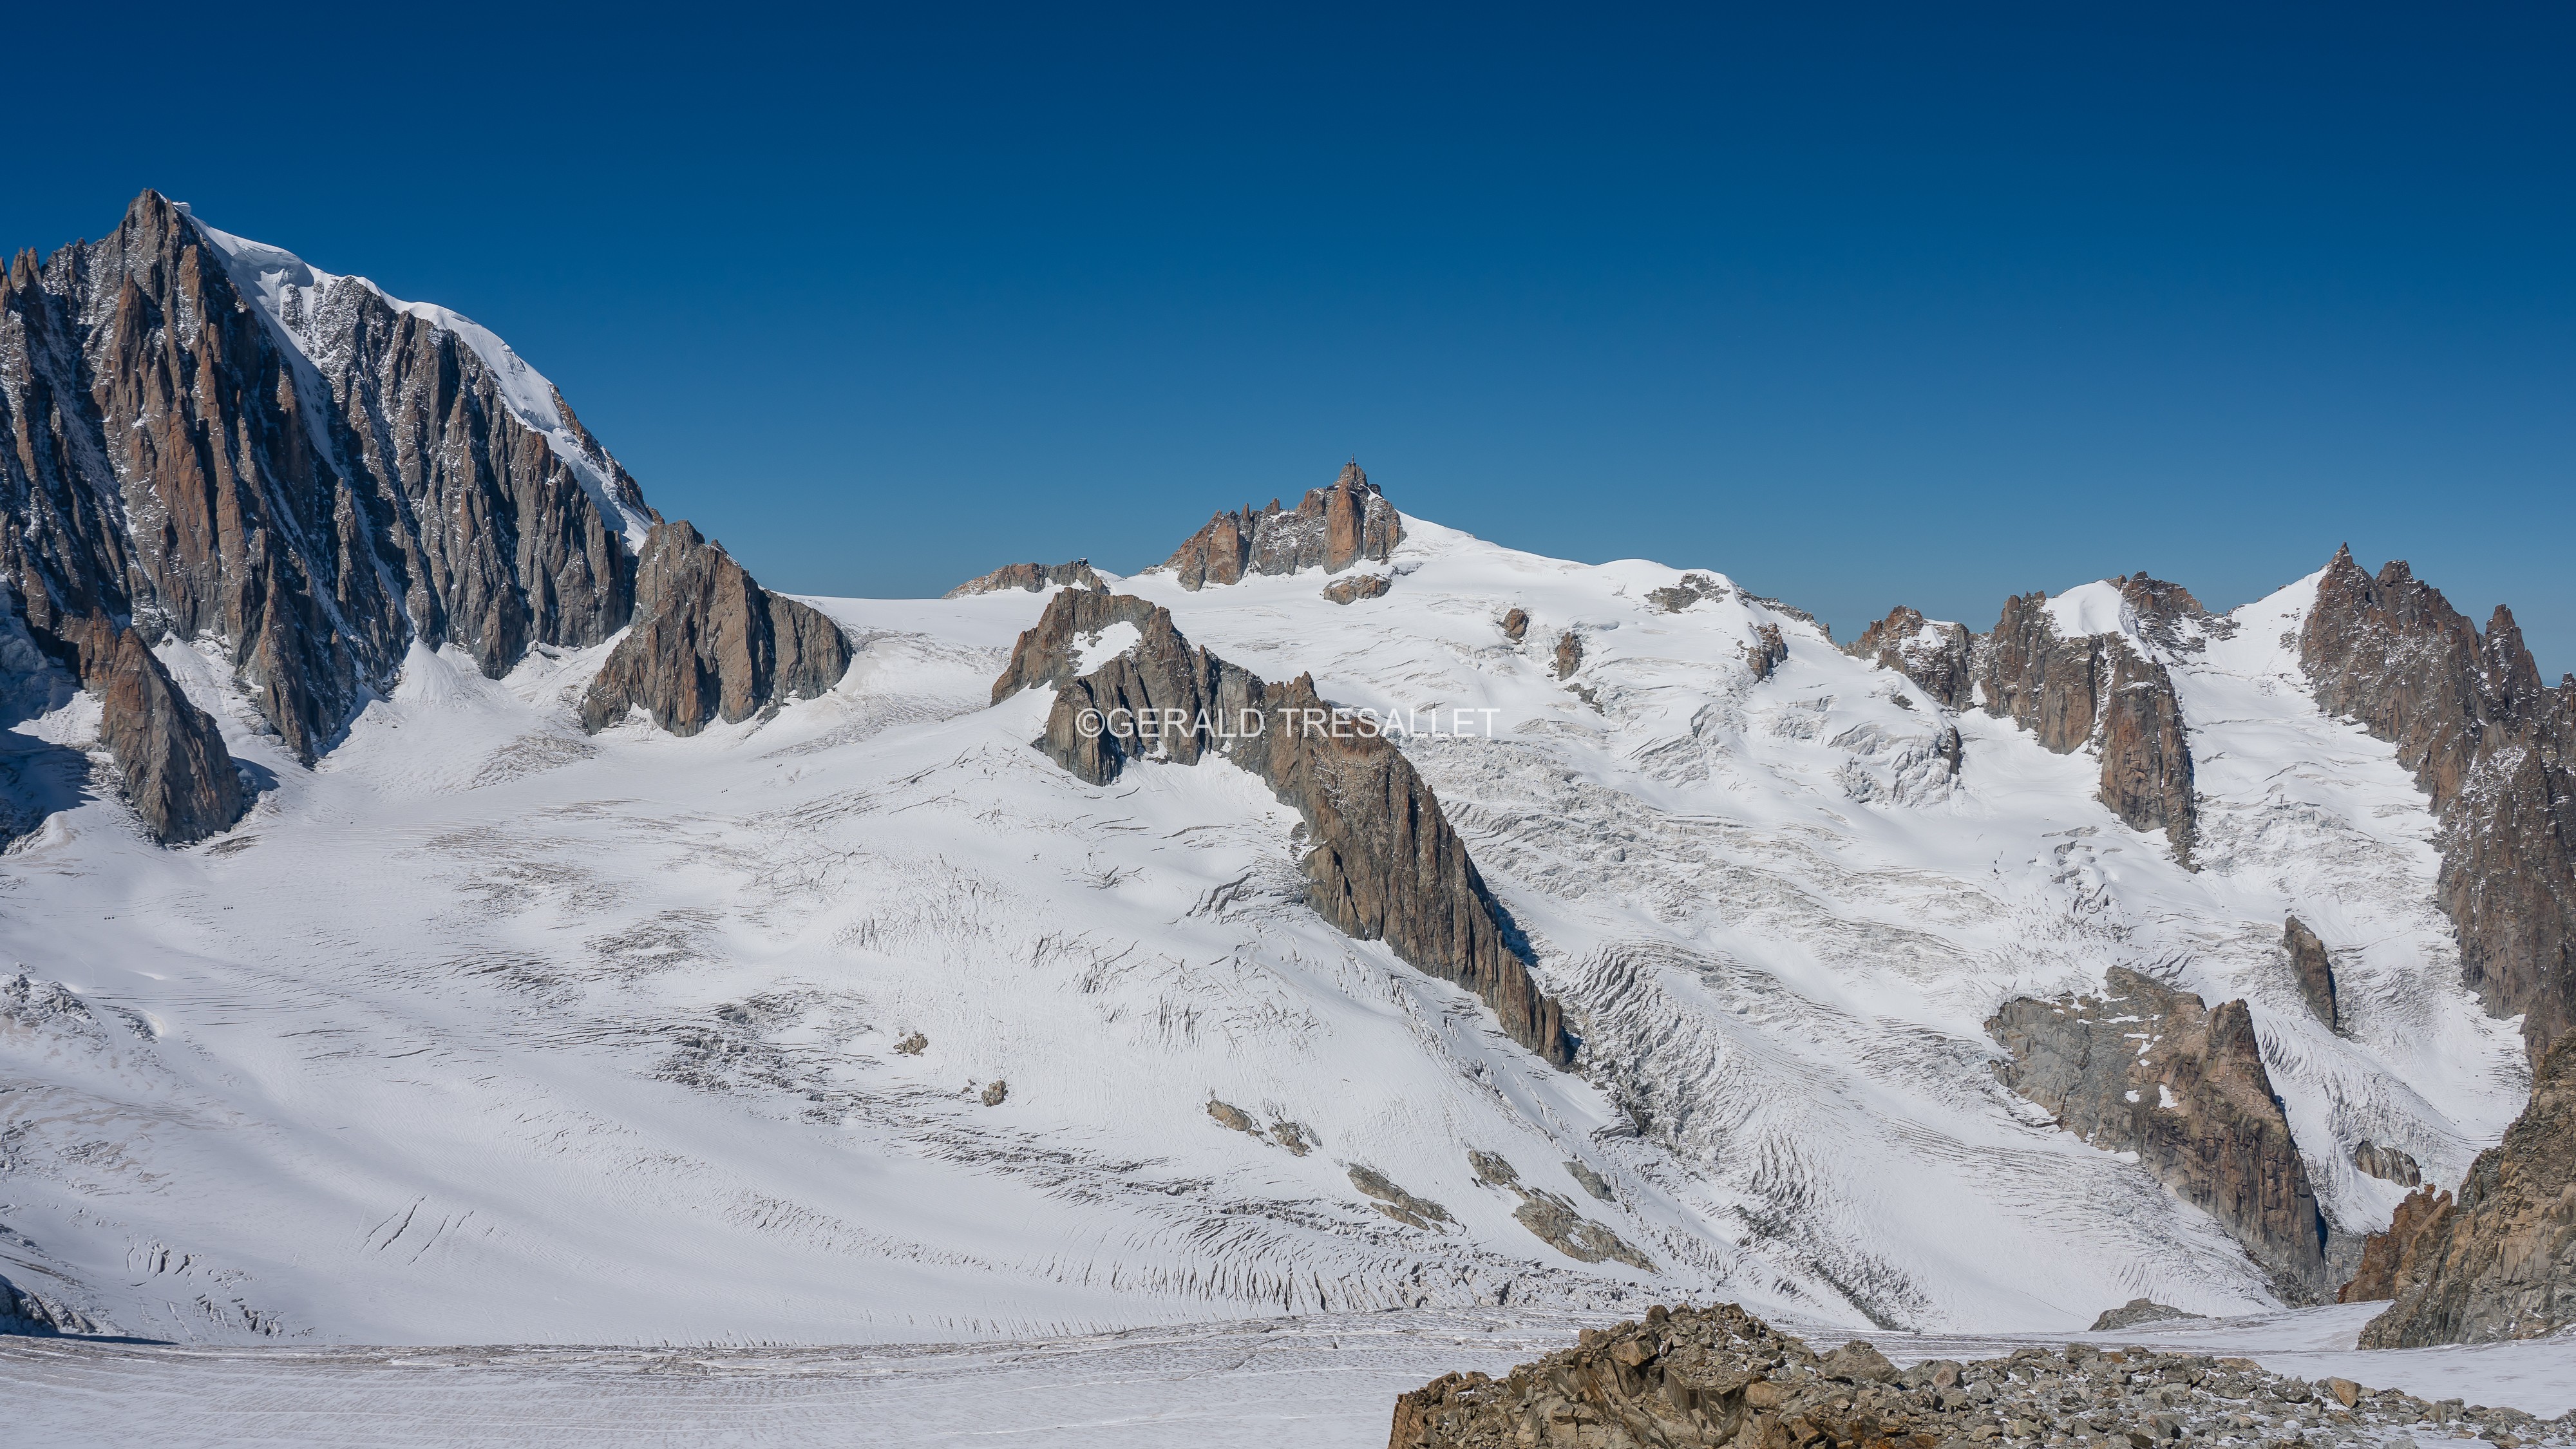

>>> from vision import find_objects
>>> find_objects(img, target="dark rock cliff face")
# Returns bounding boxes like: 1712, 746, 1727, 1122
0, 191, 649, 764
3, 191, 830, 839
2344, 1030, 2576, 1345
1157, 461, 1402, 589
1844, 606, 1971, 710
942, 559, 1105, 598
1973, 591, 2197, 860
2300, 546, 2576, 1059
2284, 916, 2340, 1030
48, 610, 243, 844
580, 522, 849, 736
994, 589, 1573, 1067
1989, 967, 2337, 1302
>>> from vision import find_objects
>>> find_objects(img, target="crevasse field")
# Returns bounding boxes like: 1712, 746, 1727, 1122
3, 511, 2562, 1443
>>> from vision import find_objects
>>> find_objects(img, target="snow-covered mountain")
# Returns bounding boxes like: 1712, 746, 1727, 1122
2, 196, 2570, 1354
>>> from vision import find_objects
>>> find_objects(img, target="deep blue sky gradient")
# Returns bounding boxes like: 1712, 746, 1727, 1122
8, 4, 2570, 669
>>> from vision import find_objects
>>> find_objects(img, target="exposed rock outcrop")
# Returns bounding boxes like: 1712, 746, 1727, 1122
1156, 461, 1401, 589
1500, 607, 1528, 643
2284, 916, 2340, 1030
2089, 1298, 2202, 1331
1845, 606, 1971, 709
2344, 1030, 2576, 1345
1323, 573, 1393, 605
0, 191, 649, 764
1553, 631, 1583, 681
1466, 1151, 1654, 1269
942, 559, 1105, 597
1386, 1302, 2523, 1449
1351, 1166, 1453, 1230
2352, 1139, 2421, 1187
2303, 548, 2576, 1343
1743, 623, 1788, 683
580, 522, 849, 736
2300, 546, 2576, 1059
1975, 591, 2196, 859
1988, 967, 2336, 1300
993, 589, 1575, 1066
1647, 573, 1730, 614
48, 611, 243, 844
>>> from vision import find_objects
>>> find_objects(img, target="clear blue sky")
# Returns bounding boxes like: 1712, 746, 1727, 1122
9, 4, 2570, 672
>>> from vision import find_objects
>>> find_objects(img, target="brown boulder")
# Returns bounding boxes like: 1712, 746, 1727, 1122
1323, 573, 1393, 605
580, 522, 849, 735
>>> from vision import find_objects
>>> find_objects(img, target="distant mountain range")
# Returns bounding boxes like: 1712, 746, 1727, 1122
0, 193, 2566, 1350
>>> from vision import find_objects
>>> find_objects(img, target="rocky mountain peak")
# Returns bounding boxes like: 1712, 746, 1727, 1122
0, 193, 832, 844
1153, 460, 1403, 590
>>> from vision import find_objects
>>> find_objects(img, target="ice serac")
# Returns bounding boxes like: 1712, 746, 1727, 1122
994, 589, 1575, 1068
1987, 967, 2337, 1301
2299, 545, 2576, 1060
1844, 605, 1971, 709
580, 522, 849, 736
2345, 1031, 2576, 1346
1973, 587, 2197, 860
940, 559, 1105, 598
1155, 460, 1402, 590
0, 191, 647, 764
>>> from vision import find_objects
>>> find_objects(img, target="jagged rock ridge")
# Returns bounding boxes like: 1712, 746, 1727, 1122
992, 587, 1573, 1066
0, 191, 648, 763
1975, 584, 2197, 860
942, 559, 1106, 597
1987, 967, 2338, 1301
2300, 545, 2576, 1059
1155, 460, 1402, 589
2342, 1029, 2576, 1346
1844, 605, 1971, 710
580, 523, 849, 737
1, 191, 838, 838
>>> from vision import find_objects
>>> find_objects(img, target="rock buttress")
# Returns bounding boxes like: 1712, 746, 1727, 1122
1973, 590, 2197, 860
580, 522, 849, 735
994, 589, 1573, 1066
46, 609, 243, 844
1988, 966, 2336, 1300
2300, 545, 2576, 1060
1157, 461, 1401, 590
2345, 1029, 2576, 1346
1845, 606, 1971, 709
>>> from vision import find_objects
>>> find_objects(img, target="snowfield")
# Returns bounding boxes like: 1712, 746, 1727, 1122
4, 1305, 2569, 1448
0, 506, 2557, 1414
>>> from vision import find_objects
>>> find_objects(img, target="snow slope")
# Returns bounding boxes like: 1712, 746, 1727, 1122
0, 509, 2530, 1351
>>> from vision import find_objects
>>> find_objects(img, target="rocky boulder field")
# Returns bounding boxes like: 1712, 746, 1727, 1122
1388, 1304, 2575, 1449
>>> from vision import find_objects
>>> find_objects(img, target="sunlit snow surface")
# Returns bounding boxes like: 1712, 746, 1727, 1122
5, 1306, 2569, 1447
0, 516, 2533, 1365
